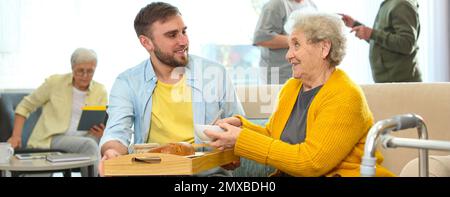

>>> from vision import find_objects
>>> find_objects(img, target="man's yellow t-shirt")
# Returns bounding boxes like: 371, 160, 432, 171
147, 76, 194, 144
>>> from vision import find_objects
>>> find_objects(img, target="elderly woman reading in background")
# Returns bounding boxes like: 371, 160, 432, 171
205, 13, 395, 177
7, 48, 107, 177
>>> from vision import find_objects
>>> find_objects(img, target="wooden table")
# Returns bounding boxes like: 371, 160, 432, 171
0, 156, 97, 177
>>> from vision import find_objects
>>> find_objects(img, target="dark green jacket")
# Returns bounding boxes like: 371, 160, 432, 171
369, 0, 422, 83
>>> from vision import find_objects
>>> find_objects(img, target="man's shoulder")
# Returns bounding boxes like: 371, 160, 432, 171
264, 0, 284, 10
390, 0, 418, 10
117, 59, 148, 79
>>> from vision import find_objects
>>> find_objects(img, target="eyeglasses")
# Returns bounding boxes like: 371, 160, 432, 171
73, 69, 95, 77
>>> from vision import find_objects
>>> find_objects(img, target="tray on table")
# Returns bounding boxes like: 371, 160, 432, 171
104, 149, 238, 176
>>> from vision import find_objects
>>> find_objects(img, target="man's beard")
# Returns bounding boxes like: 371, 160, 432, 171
154, 45, 189, 68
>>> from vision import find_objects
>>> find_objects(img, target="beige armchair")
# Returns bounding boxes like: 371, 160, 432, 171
400, 155, 450, 177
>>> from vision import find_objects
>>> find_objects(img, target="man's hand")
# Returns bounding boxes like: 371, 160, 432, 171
7, 135, 22, 149
351, 26, 373, 41
215, 117, 242, 127
338, 13, 356, 28
98, 149, 121, 177
89, 123, 105, 139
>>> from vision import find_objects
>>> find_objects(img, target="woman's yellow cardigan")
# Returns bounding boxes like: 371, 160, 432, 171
235, 69, 395, 177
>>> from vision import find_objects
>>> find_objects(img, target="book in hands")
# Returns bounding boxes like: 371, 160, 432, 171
77, 106, 107, 131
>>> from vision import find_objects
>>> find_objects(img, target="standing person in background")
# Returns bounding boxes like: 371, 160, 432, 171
254, 0, 317, 84
340, 0, 422, 83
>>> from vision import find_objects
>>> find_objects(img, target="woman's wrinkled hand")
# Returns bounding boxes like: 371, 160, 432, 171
214, 117, 242, 127
205, 122, 242, 151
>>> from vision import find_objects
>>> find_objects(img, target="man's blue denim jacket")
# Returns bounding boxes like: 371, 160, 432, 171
99, 55, 244, 151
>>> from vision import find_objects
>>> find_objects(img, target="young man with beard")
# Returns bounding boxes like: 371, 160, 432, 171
98, 2, 243, 176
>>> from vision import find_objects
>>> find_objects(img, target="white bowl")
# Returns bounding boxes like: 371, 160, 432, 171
194, 124, 225, 142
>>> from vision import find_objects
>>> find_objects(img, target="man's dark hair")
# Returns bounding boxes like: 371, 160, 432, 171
134, 2, 181, 38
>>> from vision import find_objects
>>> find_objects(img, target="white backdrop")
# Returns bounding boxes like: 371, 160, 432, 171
0, 0, 448, 92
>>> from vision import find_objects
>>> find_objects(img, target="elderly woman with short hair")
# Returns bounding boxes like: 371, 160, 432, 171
7, 48, 107, 177
206, 13, 394, 177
